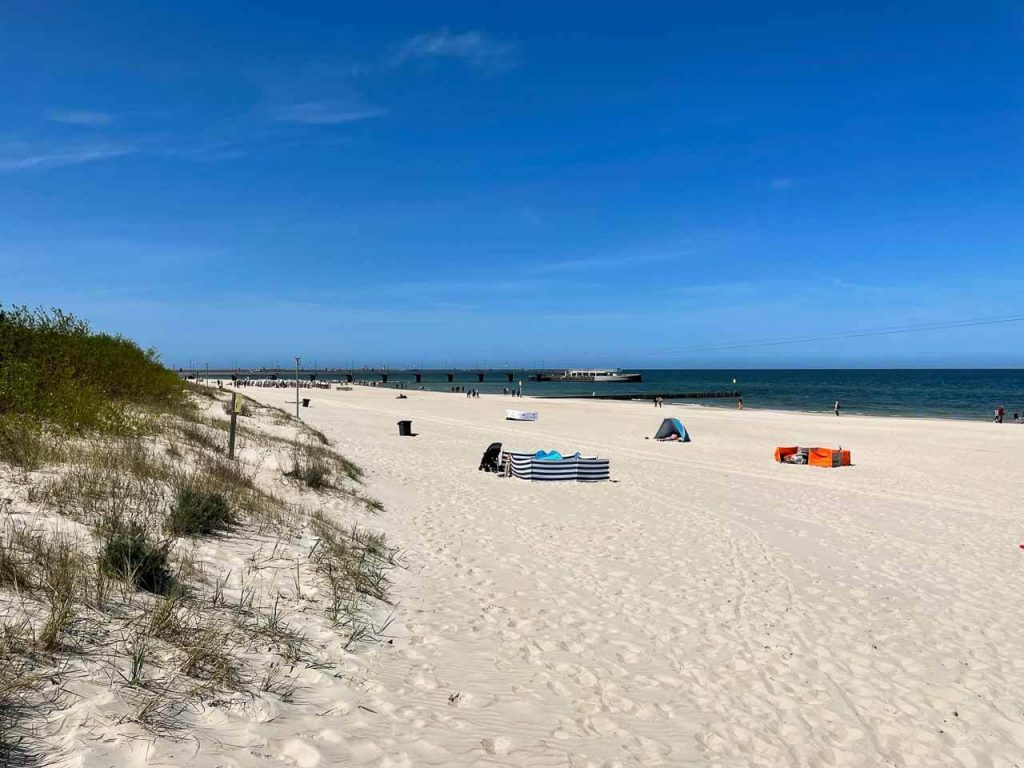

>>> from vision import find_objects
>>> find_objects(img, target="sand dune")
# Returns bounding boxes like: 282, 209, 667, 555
233, 385, 1024, 767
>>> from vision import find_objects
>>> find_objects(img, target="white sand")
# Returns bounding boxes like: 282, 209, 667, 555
141, 387, 1024, 764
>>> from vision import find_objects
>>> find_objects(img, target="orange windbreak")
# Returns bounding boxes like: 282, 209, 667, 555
775, 446, 799, 462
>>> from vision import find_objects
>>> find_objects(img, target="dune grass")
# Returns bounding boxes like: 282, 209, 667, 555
308, 510, 398, 627
0, 306, 397, 751
98, 520, 174, 595
166, 488, 235, 537
283, 437, 365, 496
0, 416, 63, 471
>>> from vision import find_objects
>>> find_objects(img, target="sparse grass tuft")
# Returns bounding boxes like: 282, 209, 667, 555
308, 511, 397, 627
0, 522, 91, 600
304, 424, 330, 446
284, 440, 362, 491
166, 487, 235, 537
31, 461, 166, 528
285, 449, 332, 490
0, 415, 61, 471
178, 422, 223, 454
183, 381, 217, 400
360, 495, 385, 514
39, 590, 75, 652
0, 623, 40, 764
179, 624, 236, 684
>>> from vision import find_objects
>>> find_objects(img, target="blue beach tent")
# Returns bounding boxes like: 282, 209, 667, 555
654, 418, 690, 442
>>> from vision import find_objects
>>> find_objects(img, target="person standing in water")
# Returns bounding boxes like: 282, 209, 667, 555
834, 400, 841, 416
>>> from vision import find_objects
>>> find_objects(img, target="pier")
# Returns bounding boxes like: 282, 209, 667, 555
187, 367, 531, 384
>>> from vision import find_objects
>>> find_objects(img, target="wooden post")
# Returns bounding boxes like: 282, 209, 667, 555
228, 393, 238, 459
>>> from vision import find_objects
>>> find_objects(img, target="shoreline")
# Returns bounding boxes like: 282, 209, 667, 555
330, 381, 1019, 424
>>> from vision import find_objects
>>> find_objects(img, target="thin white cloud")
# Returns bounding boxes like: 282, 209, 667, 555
392, 278, 537, 294
390, 29, 517, 71
271, 101, 386, 125
534, 251, 683, 274
0, 143, 136, 173
48, 109, 113, 126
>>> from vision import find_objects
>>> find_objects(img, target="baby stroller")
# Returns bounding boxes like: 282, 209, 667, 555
478, 442, 502, 473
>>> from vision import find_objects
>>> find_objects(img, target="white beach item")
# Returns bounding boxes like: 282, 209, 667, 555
506, 410, 538, 421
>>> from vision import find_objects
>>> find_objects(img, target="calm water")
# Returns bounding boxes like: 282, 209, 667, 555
325, 369, 1024, 420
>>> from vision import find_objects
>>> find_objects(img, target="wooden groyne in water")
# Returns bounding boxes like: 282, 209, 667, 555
540, 390, 742, 402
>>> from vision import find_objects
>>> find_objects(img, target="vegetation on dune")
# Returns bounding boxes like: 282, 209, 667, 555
98, 520, 175, 595
166, 487, 235, 537
0, 415, 61, 470
0, 304, 184, 432
0, 304, 396, 756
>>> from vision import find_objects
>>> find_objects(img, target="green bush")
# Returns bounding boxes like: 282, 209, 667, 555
99, 522, 173, 594
166, 488, 235, 537
0, 305, 184, 432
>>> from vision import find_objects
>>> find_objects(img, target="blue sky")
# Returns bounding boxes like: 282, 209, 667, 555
2, 1, 1023, 368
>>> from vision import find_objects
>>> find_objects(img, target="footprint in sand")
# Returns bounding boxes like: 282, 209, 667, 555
279, 738, 320, 768
481, 736, 512, 755
581, 714, 621, 736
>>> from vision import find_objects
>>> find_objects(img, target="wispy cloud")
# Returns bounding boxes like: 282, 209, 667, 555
48, 109, 113, 126
390, 29, 517, 71
391, 278, 537, 295
533, 251, 684, 274
0, 142, 136, 173
271, 100, 386, 125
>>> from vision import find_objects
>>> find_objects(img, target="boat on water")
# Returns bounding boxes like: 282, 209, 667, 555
530, 368, 643, 383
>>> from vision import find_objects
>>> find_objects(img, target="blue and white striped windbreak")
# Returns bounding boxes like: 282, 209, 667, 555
502, 451, 610, 482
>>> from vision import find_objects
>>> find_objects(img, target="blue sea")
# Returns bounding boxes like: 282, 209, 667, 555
327, 369, 1024, 420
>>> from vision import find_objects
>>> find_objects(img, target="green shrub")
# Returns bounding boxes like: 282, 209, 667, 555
166, 488, 235, 537
0, 305, 184, 433
99, 522, 173, 594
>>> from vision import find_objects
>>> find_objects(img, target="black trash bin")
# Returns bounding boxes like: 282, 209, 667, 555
397, 420, 413, 437
302, 398, 310, 408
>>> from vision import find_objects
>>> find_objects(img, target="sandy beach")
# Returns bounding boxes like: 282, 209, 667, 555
221, 384, 1024, 767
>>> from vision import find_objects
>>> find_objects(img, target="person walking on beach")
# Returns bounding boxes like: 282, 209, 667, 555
738, 398, 743, 410
834, 400, 841, 416
995, 404, 1005, 423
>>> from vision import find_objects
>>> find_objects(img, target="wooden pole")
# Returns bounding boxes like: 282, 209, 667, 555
228, 393, 238, 459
